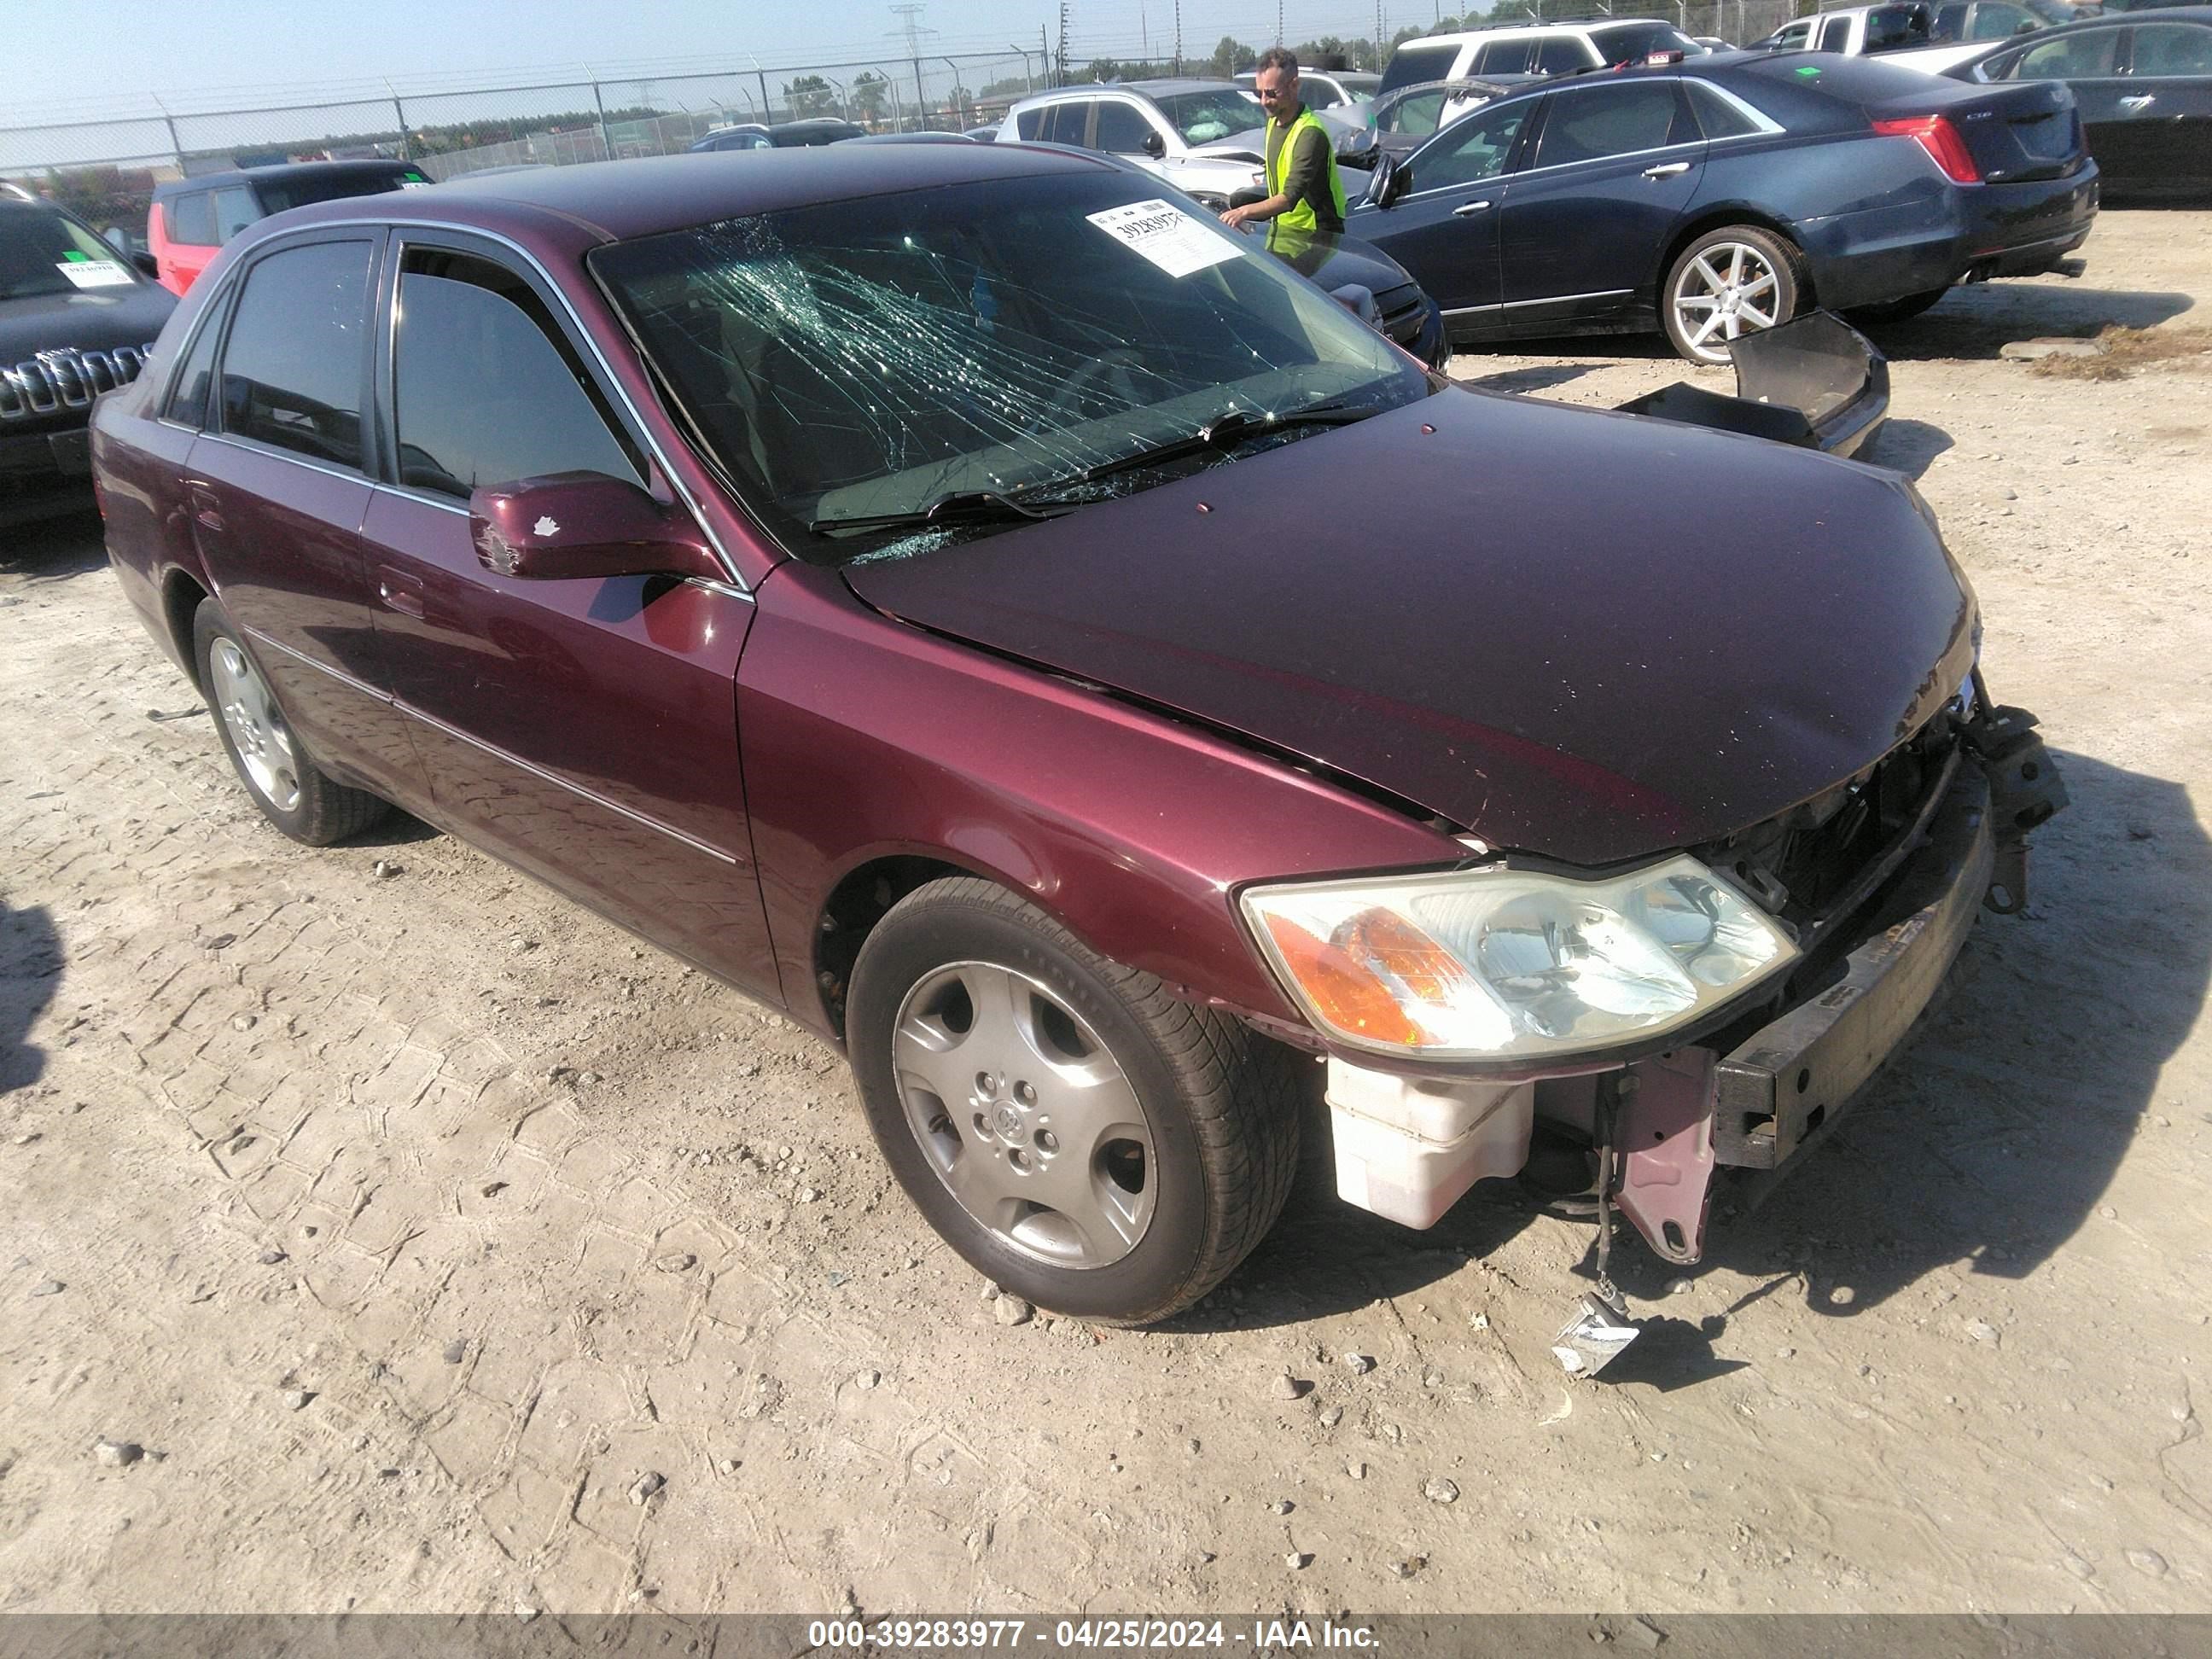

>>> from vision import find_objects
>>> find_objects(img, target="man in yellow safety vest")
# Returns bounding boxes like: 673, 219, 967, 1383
1220, 48, 1347, 236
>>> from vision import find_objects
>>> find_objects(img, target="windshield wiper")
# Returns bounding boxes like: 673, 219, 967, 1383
1071, 402, 1381, 486
808, 488, 1074, 537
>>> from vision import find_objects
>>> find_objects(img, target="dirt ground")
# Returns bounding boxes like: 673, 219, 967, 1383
2, 208, 2208, 1622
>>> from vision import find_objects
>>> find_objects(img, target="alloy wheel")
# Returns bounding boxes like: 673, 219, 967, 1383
890, 960, 1157, 1269
208, 637, 301, 814
1671, 240, 1783, 364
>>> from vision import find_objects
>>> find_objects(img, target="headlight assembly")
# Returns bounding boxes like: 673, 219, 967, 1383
1240, 856, 1798, 1063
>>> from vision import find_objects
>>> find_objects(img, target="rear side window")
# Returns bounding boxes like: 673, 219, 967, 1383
1474, 40, 1535, 74
212, 186, 259, 243
2132, 21, 2212, 73
392, 248, 642, 499
1686, 82, 1769, 138
1971, 3, 2035, 39
1589, 23, 1701, 64
256, 171, 414, 213
1934, 3, 1970, 39
1820, 15, 1856, 49
1865, 5, 1934, 53
165, 299, 227, 427
1016, 108, 1046, 139
218, 239, 374, 469
168, 191, 216, 247
1381, 41, 1461, 95
1533, 84, 1694, 168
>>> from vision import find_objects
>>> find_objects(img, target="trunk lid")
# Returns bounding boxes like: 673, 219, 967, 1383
1872, 76, 2087, 184
840, 390, 1977, 868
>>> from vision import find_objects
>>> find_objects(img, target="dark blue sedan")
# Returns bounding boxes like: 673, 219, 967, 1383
1348, 51, 2100, 361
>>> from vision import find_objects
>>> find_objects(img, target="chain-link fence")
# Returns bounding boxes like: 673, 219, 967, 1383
0, 49, 1045, 237
3, 9, 1827, 239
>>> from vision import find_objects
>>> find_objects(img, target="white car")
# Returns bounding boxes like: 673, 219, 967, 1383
1753, 0, 2081, 75
1233, 67, 1382, 112
1375, 19, 1708, 128
998, 82, 1267, 209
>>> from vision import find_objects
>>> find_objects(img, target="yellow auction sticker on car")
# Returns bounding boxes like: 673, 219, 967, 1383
1086, 199, 1241, 279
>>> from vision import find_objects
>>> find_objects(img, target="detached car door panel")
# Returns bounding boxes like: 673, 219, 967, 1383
358, 236, 776, 996
188, 232, 419, 796
2116, 21, 2212, 195
1499, 82, 1707, 329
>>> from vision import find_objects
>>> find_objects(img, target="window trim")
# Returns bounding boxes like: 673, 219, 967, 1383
210, 228, 385, 479
380, 236, 649, 508
1685, 79, 1786, 140
158, 282, 236, 432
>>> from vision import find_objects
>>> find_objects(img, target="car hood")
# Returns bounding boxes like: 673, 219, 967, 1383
841, 389, 1976, 867
0, 282, 175, 362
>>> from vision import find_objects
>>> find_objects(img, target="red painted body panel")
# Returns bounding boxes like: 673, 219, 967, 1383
738, 562, 1464, 1040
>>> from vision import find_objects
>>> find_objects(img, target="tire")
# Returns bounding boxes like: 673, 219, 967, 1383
192, 600, 388, 846
847, 876, 1301, 1325
1847, 288, 1949, 326
1662, 226, 1805, 366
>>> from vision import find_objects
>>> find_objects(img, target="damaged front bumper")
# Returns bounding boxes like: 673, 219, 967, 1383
1321, 705, 2068, 1272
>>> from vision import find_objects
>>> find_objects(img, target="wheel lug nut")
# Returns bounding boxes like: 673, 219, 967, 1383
1014, 1082, 1036, 1107
975, 1072, 996, 1098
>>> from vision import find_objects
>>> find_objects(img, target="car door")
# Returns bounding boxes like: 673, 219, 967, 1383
1497, 81, 1706, 330
1093, 97, 1162, 160
2113, 20, 2212, 194
159, 190, 219, 294
185, 230, 420, 796
358, 231, 777, 995
1353, 96, 1538, 323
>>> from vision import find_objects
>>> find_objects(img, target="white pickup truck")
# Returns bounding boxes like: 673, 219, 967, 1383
1752, 0, 2087, 75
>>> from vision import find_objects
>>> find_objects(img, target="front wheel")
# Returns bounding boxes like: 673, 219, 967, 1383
846, 877, 1301, 1324
1662, 226, 1803, 365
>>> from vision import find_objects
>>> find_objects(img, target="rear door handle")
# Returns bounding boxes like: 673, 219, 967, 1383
1452, 199, 1494, 216
1643, 161, 1691, 180
375, 565, 426, 620
2116, 95, 2156, 113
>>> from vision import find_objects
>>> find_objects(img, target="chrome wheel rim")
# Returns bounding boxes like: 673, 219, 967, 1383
891, 961, 1157, 1270
1673, 241, 1783, 364
208, 637, 300, 814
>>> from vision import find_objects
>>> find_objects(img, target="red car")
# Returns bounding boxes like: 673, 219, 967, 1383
90, 148, 2063, 1354
148, 160, 427, 294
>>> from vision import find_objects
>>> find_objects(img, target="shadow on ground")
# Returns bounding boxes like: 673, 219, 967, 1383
0, 903, 62, 1095
1185, 752, 2209, 1379
0, 507, 105, 583
1866, 417, 1954, 480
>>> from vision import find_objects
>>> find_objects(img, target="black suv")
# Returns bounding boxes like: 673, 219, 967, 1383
1, 189, 174, 527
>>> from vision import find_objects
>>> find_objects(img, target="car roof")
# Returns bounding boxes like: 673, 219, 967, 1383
152, 159, 414, 201
272, 144, 1116, 247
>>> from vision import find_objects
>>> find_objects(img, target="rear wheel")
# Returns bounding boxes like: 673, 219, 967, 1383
847, 876, 1301, 1324
193, 601, 388, 846
1663, 226, 1803, 365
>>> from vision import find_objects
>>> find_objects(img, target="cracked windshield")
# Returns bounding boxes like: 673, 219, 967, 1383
590, 172, 1431, 562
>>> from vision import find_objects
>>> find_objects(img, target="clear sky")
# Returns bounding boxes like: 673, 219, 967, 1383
9, 1, 1439, 119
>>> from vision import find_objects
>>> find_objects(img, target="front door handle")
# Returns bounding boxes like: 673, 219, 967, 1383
1452, 199, 1494, 216
375, 565, 426, 620
1643, 161, 1691, 180
2117, 94, 2156, 113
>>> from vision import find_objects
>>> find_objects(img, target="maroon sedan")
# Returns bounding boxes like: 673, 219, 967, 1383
90, 146, 2063, 1358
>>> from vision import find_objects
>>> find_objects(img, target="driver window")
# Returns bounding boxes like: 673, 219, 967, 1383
1094, 102, 1155, 154
1971, 3, 2031, 41
2131, 23, 2212, 75
1414, 102, 1531, 191
392, 247, 643, 499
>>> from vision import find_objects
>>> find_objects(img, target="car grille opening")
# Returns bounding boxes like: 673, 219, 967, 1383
1, 345, 156, 422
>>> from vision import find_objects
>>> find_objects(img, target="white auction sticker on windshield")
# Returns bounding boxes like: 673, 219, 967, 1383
1086, 200, 1240, 279
55, 258, 135, 289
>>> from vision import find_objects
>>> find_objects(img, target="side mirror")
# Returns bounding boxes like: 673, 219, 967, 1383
131, 251, 159, 278
470, 472, 724, 584
1365, 151, 1408, 209
1143, 130, 1167, 159
2015, 18, 2038, 32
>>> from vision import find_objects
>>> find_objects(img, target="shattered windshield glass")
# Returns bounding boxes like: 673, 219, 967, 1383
589, 172, 1429, 562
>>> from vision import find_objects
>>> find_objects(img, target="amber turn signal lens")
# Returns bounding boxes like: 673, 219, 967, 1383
1259, 907, 1475, 1049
